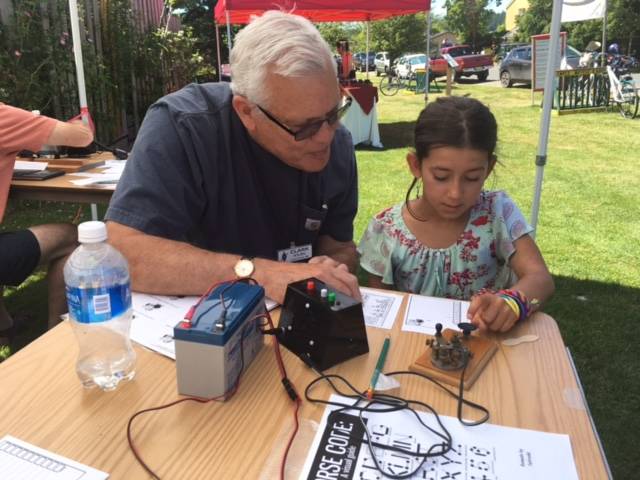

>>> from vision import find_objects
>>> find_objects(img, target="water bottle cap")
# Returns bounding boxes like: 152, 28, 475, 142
78, 221, 107, 243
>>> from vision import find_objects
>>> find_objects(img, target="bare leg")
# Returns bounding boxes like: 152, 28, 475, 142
29, 224, 77, 328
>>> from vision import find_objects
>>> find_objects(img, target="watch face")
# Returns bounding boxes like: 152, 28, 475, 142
235, 258, 254, 278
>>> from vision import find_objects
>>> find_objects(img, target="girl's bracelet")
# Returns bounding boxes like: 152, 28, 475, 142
472, 288, 540, 322
497, 289, 539, 322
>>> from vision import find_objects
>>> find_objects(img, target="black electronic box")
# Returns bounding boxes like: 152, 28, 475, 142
278, 277, 369, 371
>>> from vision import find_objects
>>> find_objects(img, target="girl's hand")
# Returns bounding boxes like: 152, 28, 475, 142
468, 293, 518, 333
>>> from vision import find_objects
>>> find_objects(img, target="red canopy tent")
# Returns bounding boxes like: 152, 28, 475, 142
214, 1, 431, 24
213, 0, 432, 86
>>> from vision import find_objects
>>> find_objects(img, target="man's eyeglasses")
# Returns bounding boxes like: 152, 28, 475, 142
256, 97, 352, 141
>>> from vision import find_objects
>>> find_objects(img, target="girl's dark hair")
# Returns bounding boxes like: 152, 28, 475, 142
406, 97, 498, 222
414, 96, 497, 161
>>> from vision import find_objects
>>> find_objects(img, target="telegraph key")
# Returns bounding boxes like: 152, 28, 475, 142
277, 278, 369, 371
174, 282, 265, 399
410, 322, 498, 390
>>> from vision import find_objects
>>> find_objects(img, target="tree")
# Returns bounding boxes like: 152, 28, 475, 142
172, 0, 227, 79
444, 0, 495, 50
514, 0, 552, 42
608, 0, 640, 54
515, 0, 640, 55
369, 13, 427, 61
316, 22, 359, 52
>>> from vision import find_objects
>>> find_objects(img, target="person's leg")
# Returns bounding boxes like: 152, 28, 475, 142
28, 224, 77, 328
0, 230, 42, 343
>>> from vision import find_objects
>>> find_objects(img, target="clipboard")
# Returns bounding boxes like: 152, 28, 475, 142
12, 169, 65, 181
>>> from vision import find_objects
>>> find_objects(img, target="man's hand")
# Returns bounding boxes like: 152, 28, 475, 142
255, 256, 361, 304
467, 293, 518, 333
308, 255, 361, 299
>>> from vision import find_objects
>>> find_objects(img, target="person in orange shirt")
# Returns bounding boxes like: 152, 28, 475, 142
0, 104, 94, 345
337, 39, 355, 82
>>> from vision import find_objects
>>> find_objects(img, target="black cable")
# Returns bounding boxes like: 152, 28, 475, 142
93, 140, 128, 160
191, 282, 237, 329
305, 376, 452, 478
303, 352, 490, 479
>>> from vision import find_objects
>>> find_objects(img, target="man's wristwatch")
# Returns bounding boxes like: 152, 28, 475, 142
234, 257, 255, 279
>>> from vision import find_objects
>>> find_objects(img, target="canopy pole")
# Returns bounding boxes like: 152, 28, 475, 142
68, 0, 88, 123
69, 0, 98, 220
424, 9, 432, 104
601, 0, 607, 57
366, 21, 370, 80
531, 0, 563, 236
215, 22, 222, 81
226, 11, 233, 56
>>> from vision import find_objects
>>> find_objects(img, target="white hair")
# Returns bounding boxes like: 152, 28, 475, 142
230, 10, 337, 107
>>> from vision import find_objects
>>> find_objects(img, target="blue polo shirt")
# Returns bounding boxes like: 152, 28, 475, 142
105, 82, 358, 260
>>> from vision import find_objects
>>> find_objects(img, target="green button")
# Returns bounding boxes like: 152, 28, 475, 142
327, 292, 336, 305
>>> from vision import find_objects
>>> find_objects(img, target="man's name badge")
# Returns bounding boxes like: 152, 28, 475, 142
277, 244, 312, 263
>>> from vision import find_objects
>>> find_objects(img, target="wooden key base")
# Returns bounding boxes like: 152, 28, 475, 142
409, 329, 498, 390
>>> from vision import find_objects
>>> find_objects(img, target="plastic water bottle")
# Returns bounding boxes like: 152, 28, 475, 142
64, 221, 136, 391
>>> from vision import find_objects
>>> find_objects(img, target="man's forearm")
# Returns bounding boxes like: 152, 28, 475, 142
107, 223, 237, 295
107, 223, 362, 303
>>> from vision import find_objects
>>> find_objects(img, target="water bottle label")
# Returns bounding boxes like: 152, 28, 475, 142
66, 284, 131, 323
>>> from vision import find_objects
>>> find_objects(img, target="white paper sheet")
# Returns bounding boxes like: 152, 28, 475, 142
130, 293, 198, 359
100, 161, 126, 174
0, 435, 108, 480
130, 292, 278, 360
299, 394, 579, 480
68, 174, 120, 187
360, 287, 404, 330
14, 160, 48, 171
402, 294, 470, 335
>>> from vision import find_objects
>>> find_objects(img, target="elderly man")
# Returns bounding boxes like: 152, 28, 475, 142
105, 11, 360, 303
1, 104, 94, 340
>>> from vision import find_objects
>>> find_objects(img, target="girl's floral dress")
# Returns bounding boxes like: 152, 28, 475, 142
357, 191, 533, 300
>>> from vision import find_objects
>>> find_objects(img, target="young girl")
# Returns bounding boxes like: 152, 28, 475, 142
358, 96, 554, 333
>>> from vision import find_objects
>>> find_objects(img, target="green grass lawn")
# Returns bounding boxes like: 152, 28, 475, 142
2, 80, 639, 478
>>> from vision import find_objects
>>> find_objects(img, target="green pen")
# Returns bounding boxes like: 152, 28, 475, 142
366, 337, 390, 399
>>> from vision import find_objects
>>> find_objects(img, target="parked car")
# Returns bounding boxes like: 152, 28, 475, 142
375, 51, 390, 76
395, 54, 427, 78
500, 45, 582, 87
495, 42, 528, 64
353, 52, 376, 72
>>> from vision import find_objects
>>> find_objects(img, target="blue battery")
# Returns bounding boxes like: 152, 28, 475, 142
174, 282, 265, 398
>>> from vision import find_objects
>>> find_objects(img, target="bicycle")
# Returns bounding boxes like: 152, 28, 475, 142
606, 57, 639, 119
379, 71, 416, 96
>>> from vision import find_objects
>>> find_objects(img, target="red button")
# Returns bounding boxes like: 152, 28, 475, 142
307, 280, 316, 291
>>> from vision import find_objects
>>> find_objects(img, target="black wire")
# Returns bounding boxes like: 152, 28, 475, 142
303, 352, 490, 479
191, 282, 237, 328
305, 375, 453, 478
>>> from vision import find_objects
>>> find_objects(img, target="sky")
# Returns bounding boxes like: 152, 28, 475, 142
431, 0, 506, 17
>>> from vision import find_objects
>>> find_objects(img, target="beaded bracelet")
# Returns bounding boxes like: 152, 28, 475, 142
472, 288, 539, 323
497, 289, 539, 322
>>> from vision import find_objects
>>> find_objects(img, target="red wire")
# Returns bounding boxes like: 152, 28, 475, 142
127, 383, 240, 479
128, 278, 243, 478
128, 286, 300, 479
281, 398, 302, 480
262, 309, 302, 480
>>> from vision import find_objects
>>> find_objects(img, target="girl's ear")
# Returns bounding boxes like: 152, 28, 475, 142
486, 154, 497, 177
406, 151, 422, 179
